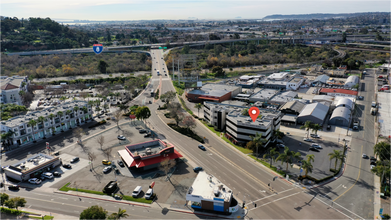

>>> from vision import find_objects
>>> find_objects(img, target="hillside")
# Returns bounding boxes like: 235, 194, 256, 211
0, 17, 93, 52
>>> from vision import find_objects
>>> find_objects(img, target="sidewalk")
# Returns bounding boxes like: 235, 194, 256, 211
19, 207, 78, 220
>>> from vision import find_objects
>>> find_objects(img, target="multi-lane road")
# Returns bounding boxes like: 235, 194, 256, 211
135, 49, 351, 219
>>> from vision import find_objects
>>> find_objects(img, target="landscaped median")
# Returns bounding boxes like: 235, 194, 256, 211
59, 182, 153, 204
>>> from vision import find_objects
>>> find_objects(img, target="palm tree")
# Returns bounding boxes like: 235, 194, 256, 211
306, 154, 315, 163
103, 104, 109, 112
328, 150, 343, 170
37, 116, 45, 126
108, 208, 129, 220
276, 147, 302, 172
250, 133, 266, 159
263, 148, 279, 167
301, 160, 313, 176
311, 124, 322, 135
300, 120, 313, 139
27, 119, 38, 142
57, 111, 64, 118
194, 103, 203, 117
374, 141, 391, 161
274, 129, 284, 140
65, 110, 72, 115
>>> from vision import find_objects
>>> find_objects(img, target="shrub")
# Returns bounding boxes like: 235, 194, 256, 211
1, 207, 22, 215
167, 124, 204, 143
164, 113, 171, 118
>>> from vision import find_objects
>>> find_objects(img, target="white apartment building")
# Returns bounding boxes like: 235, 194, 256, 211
0, 76, 29, 105
0, 100, 92, 146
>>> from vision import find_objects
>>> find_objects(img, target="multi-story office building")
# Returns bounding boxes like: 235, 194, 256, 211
0, 100, 92, 146
203, 102, 282, 145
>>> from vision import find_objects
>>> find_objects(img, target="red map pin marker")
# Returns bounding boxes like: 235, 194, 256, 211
249, 107, 260, 122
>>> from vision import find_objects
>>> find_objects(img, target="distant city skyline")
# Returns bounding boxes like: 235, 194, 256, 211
2, 0, 390, 21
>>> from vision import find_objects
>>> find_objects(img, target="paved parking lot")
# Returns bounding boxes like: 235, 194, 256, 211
276, 125, 350, 180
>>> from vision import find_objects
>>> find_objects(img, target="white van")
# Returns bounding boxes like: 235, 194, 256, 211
132, 186, 142, 197
145, 188, 154, 200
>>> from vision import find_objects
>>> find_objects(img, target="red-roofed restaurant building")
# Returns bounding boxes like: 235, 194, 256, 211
319, 88, 358, 98
118, 140, 182, 171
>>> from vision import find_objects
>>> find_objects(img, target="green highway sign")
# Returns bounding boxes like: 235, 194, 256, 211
163, 47, 167, 49
159, 47, 162, 49
279, 32, 283, 35
333, 30, 337, 32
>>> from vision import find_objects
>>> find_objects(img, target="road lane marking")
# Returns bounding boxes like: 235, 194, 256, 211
253, 188, 295, 203
333, 145, 363, 202
249, 192, 301, 210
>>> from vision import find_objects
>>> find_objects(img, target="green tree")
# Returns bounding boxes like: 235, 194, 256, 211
214, 45, 223, 55
80, 205, 108, 220
301, 160, 313, 176
194, 103, 203, 117
4, 200, 15, 209
328, 150, 343, 170
342, 32, 347, 43
27, 119, 38, 141
98, 60, 109, 73
73, 106, 79, 112
360, 28, 368, 34
1, 193, 9, 206
263, 148, 279, 167
306, 154, 315, 163
276, 147, 301, 172
376, 32, 384, 41
241, 108, 249, 116
108, 208, 129, 220
160, 91, 176, 104
374, 141, 391, 161
106, 30, 112, 42
250, 133, 266, 159
300, 121, 313, 139
274, 129, 284, 139
311, 124, 322, 135
57, 111, 63, 118
211, 66, 225, 77
11, 197, 26, 210
37, 116, 45, 125
182, 45, 190, 54
135, 106, 151, 123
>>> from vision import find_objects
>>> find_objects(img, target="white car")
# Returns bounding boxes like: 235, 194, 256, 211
42, 172, 54, 179
28, 178, 42, 185
303, 138, 313, 142
370, 165, 376, 170
117, 135, 126, 140
311, 143, 322, 149
310, 134, 320, 138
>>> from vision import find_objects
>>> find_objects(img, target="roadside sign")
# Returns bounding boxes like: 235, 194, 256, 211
159, 47, 162, 49
279, 32, 283, 35
163, 47, 167, 49
93, 44, 103, 55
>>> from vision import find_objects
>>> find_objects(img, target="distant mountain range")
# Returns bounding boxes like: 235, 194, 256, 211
262, 12, 388, 20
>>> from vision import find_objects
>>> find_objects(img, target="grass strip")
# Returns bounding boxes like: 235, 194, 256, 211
58, 182, 152, 204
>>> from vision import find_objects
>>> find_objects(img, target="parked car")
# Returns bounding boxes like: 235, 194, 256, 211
370, 165, 376, 170
303, 138, 313, 142
370, 161, 376, 165
38, 175, 46, 181
370, 156, 376, 162
277, 144, 285, 148
311, 143, 322, 149
132, 186, 142, 198
117, 135, 126, 140
117, 160, 124, 167
28, 178, 42, 185
62, 164, 72, 169
144, 133, 151, 138
53, 171, 62, 177
145, 188, 154, 200
358, 96, 364, 100
8, 185, 20, 190
362, 153, 368, 159
103, 166, 112, 173
139, 129, 147, 134
193, 167, 203, 172
198, 144, 206, 150
42, 172, 54, 179
70, 157, 79, 163
102, 160, 112, 165
309, 147, 319, 152
310, 134, 320, 138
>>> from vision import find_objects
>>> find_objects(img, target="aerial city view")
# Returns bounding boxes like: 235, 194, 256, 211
0, 0, 390, 219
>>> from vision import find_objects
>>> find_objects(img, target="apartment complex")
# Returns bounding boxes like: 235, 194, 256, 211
0, 100, 92, 146
0, 76, 29, 105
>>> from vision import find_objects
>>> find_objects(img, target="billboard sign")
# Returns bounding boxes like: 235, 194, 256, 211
197, 81, 202, 87
185, 81, 201, 88
93, 44, 103, 55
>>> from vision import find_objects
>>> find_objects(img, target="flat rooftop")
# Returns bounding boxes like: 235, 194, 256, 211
227, 108, 281, 128
188, 171, 232, 202
7, 153, 57, 174
269, 91, 298, 103
250, 89, 279, 100
125, 139, 171, 157
187, 89, 229, 97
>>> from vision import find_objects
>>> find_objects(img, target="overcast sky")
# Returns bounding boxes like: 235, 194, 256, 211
2, 0, 390, 21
